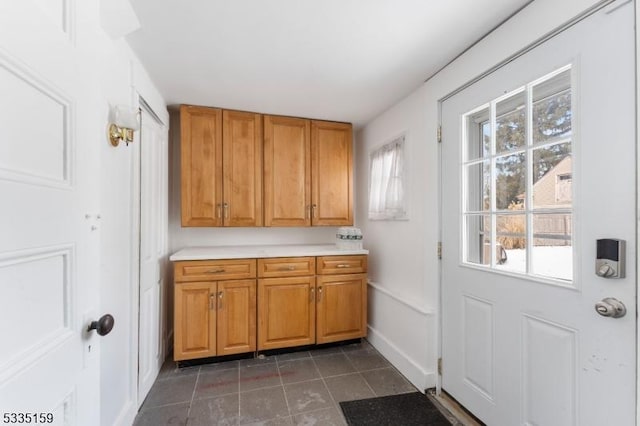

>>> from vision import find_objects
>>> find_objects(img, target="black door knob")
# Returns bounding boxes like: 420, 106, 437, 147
87, 314, 115, 336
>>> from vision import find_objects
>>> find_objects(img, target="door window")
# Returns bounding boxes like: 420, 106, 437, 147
462, 66, 573, 282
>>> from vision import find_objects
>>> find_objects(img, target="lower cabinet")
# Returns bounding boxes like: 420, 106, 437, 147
316, 274, 367, 344
173, 254, 367, 361
257, 276, 316, 350
174, 279, 256, 361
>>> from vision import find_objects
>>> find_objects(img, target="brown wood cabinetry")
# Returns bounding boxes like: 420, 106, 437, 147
258, 257, 315, 278
257, 276, 316, 350
316, 273, 367, 344
180, 106, 262, 227
180, 105, 223, 226
216, 279, 257, 355
174, 254, 366, 360
316, 255, 368, 275
263, 115, 311, 226
174, 281, 217, 360
311, 121, 353, 226
174, 258, 257, 282
222, 110, 263, 226
263, 116, 354, 227
173, 261, 257, 361
179, 106, 353, 228
256, 254, 366, 350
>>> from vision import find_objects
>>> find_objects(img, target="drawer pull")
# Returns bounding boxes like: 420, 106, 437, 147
278, 265, 296, 271
336, 264, 351, 268
206, 268, 226, 274
318, 286, 323, 302
209, 294, 216, 310
310, 287, 315, 302
218, 291, 224, 310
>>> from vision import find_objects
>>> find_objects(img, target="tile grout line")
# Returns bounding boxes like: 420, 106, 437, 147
275, 356, 293, 421
342, 341, 379, 397
184, 365, 202, 424
310, 351, 343, 418
237, 362, 241, 424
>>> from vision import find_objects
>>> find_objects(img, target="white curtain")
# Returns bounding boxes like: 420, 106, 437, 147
368, 137, 405, 220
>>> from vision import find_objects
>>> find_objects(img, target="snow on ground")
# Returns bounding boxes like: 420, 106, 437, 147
495, 245, 572, 281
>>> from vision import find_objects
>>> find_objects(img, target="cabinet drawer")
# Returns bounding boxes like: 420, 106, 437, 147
174, 259, 257, 282
316, 255, 367, 275
258, 257, 315, 278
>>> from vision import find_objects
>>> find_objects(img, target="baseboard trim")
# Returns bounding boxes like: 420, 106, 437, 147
112, 399, 136, 426
367, 324, 436, 391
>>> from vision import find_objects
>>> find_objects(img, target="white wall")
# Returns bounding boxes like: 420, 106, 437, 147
82, 3, 169, 426
355, 0, 607, 391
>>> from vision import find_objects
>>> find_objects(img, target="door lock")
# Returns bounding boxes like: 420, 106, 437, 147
595, 297, 626, 318
596, 239, 625, 278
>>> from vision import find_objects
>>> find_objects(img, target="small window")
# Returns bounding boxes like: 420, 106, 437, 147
368, 135, 406, 220
555, 173, 572, 203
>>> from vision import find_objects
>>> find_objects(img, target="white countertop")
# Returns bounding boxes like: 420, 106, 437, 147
169, 244, 369, 261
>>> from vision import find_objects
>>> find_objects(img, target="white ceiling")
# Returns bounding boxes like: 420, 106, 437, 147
126, 0, 531, 128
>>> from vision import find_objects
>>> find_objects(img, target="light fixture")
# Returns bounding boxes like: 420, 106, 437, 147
109, 105, 140, 146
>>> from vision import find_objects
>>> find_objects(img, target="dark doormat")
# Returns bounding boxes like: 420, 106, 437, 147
340, 392, 451, 426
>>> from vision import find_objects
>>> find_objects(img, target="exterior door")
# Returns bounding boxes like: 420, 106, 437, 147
138, 103, 168, 405
441, 4, 635, 425
0, 1, 100, 424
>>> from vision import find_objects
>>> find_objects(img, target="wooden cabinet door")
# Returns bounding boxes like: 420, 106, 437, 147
180, 105, 223, 226
174, 282, 217, 361
223, 110, 263, 226
316, 274, 367, 344
217, 279, 257, 355
258, 276, 316, 350
263, 115, 311, 226
311, 121, 353, 226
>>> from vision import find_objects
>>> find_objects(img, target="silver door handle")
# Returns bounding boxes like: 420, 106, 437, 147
595, 297, 626, 318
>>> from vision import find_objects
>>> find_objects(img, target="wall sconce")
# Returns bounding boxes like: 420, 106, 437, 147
109, 105, 140, 147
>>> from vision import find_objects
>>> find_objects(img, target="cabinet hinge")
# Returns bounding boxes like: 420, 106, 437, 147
437, 242, 442, 260
438, 357, 442, 375
437, 126, 442, 143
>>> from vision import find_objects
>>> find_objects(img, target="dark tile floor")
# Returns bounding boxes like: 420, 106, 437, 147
134, 340, 419, 426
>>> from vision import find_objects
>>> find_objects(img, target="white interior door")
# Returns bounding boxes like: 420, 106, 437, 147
138, 102, 168, 405
0, 1, 100, 424
441, 4, 636, 425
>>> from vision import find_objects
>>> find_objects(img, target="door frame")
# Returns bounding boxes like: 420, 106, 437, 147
128, 93, 169, 412
435, 0, 638, 419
